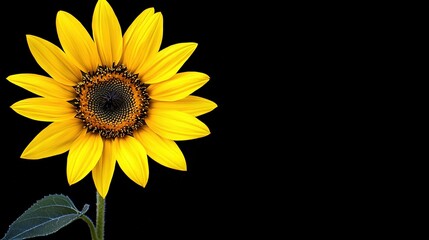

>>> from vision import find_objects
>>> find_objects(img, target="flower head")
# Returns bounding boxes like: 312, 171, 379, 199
8, 0, 216, 198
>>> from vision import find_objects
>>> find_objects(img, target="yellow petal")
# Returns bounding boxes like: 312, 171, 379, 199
150, 95, 217, 116
56, 11, 101, 72
123, 7, 154, 49
7, 74, 75, 100
146, 108, 210, 140
139, 43, 197, 84
21, 119, 83, 159
26, 35, 81, 86
92, 139, 116, 198
11, 97, 76, 122
67, 131, 103, 185
115, 136, 149, 187
123, 12, 163, 73
93, 0, 123, 66
148, 72, 209, 101
135, 126, 186, 171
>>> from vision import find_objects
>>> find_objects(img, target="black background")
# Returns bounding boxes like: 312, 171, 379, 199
0, 0, 266, 239
2, 1, 414, 239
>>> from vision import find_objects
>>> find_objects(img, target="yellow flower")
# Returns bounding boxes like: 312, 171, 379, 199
7, 0, 216, 198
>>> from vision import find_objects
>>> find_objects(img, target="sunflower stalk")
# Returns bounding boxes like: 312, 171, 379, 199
96, 192, 106, 240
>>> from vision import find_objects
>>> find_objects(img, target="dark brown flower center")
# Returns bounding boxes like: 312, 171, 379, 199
73, 64, 150, 139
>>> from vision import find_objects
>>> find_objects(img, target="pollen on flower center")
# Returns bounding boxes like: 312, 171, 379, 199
73, 64, 150, 139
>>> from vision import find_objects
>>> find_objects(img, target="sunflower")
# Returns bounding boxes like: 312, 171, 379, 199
7, 0, 216, 198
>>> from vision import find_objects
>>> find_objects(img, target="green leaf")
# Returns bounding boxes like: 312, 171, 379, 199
1, 194, 89, 240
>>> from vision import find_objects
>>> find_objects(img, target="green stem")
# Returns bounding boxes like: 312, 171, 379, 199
81, 215, 97, 240
96, 191, 106, 240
